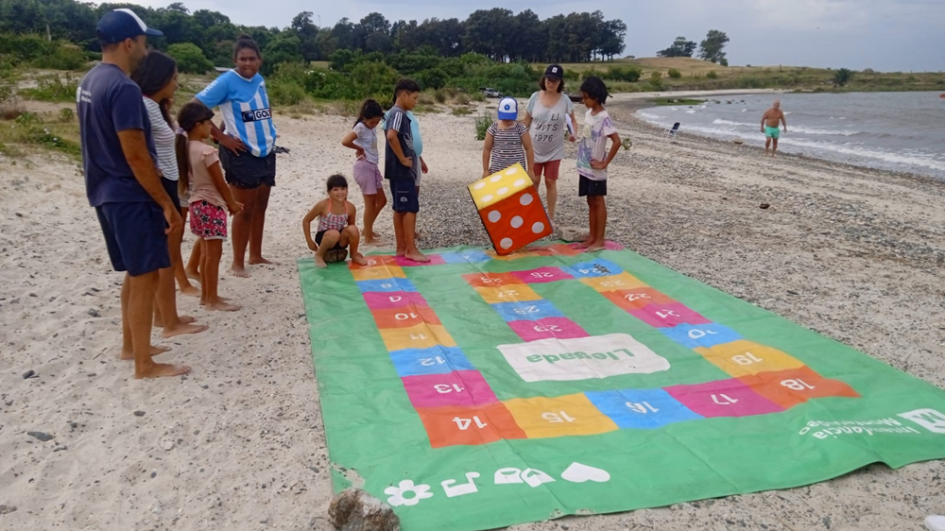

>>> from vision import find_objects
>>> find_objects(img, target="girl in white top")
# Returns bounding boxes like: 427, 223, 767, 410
131, 51, 207, 338
523, 64, 578, 222
341, 99, 387, 244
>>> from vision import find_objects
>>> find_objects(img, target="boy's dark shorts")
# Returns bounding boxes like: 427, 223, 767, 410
389, 178, 420, 213
219, 146, 276, 189
95, 201, 170, 277
578, 176, 607, 197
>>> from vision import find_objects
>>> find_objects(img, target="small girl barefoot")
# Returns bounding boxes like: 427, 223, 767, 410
351, 252, 367, 266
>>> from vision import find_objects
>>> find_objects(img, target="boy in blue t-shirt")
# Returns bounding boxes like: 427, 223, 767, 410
384, 79, 429, 263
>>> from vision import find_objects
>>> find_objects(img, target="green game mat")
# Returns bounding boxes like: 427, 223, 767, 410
298, 242, 945, 531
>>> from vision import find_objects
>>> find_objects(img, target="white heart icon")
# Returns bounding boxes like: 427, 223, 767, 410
560, 462, 610, 483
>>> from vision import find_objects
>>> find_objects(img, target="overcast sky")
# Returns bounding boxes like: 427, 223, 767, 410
130, 0, 944, 72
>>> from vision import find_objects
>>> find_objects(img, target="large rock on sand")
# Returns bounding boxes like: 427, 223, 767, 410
328, 488, 400, 531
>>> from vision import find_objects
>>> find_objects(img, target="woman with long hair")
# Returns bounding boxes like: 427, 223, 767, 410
131, 51, 207, 337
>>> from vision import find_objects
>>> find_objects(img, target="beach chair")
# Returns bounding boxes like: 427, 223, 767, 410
667, 122, 681, 141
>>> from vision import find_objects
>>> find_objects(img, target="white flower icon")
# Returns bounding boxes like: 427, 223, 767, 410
384, 479, 434, 507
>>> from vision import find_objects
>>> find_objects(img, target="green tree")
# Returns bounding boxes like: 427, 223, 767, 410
699, 30, 729, 64
291, 11, 321, 61
833, 68, 853, 86
657, 36, 697, 58
261, 33, 304, 76
167, 42, 213, 74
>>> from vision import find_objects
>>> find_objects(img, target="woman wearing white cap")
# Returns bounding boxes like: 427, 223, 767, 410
523, 64, 577, 222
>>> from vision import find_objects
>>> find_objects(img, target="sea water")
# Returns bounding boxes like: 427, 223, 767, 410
636, 91, 945, 179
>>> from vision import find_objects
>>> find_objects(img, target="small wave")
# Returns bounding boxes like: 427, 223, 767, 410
712, 118, 754, 127
778, 138, 945, 173
638, 112, 663, 120
686, 110, 696, 114
789, 125, 857, 136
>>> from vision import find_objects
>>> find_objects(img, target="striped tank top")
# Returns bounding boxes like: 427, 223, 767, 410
488, 121, 528, 174
318, 211, 348, 233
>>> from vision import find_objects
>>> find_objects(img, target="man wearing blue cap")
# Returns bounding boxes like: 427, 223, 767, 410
77, 8, 189, 379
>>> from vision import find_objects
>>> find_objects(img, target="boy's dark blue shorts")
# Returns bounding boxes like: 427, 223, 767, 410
95, 201, 170, 277
389, 178, 419, 213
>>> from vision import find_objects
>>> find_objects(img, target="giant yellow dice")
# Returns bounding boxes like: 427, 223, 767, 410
468, 164, 553, 256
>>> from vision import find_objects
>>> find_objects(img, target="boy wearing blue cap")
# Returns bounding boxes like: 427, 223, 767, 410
482, 97, 535, 179
77, 9, 190, 379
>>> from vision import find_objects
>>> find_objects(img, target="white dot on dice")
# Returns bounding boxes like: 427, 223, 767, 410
474, 182, 486, 190
500, 238, 513, 249
505, 168, 516, 175
514, 179, 526, 187
491, 176, 502, 183
488, 211, 501, 223
520, 193, 533, 206
532, 222, 545, 234
497, 187, 509, 196
511, 216, 523, 228
482, 194, 494, 202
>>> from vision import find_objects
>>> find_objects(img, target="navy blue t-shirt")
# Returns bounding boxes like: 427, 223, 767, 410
77, 63, 157, 206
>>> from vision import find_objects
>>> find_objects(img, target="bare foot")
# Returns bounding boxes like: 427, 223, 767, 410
162, 322, 209, 338
135, 363, 191, 379
363, 236, 379, 245
248, 256, 277, 265
576, 239, 594, 249
404, 250, 430, 263
228, 265, 251, 278
206, 300, 241, 312
180, 284, 201, 297
120, 345, 171, 360
315, 256, 328, 268
351, 253, 368, 265
586, 244, 606, 252
179, 315, 197, 324
185, 269, 200, 281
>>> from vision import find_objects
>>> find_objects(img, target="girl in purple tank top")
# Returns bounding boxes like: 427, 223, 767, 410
303, 175, 367, 268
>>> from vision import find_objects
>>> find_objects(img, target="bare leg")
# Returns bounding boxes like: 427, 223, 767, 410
588, 197, 607, 251
185, 238, 202, 281
772, 137, 779, 157
315, 230, 341, 268
578, 196, 596, 248
402, 212, 429, 262
174, 207, 200, 296
343, 225, 367, 265
155, 265, 207, 338
764, 137, 772, 157
128, 271, 190, 379
205, 239, 240, 311
362, 193, 379, 243
545, 177, 558, 222
228, 185, 257, 278
393, 211, 406, 257
248, 184, 276, 265
120, 277, 170, 360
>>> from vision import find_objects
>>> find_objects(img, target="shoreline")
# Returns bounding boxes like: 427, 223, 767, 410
608, 96, 945, 186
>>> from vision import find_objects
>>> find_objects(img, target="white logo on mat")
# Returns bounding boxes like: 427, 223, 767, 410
898, 408, 945, 434
498, 333, 670, 382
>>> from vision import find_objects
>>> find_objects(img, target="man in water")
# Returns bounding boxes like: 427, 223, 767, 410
761, 99, 788, 157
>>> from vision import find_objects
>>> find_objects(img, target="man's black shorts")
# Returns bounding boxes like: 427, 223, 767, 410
95, 201, 170, 277
219, 146, 276, 189
389, 178, 419, 213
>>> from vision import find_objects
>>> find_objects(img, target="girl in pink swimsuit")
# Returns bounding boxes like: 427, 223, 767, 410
302, 175, 367, 268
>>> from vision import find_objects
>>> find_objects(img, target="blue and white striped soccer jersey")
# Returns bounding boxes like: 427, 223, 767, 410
196, 70, 277, 158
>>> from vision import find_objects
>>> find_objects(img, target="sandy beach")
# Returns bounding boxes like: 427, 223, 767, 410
1, 95, 943, 530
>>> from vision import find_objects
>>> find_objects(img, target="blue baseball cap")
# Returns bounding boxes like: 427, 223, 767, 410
96, 8, 163, 44
497, 97, 518, 120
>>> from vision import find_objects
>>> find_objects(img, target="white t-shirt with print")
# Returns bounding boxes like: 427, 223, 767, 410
576, 109, 617, 181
